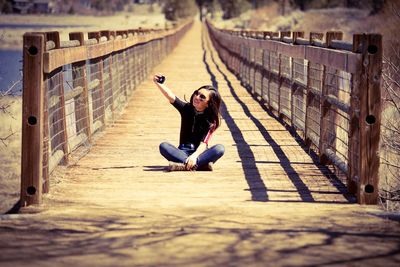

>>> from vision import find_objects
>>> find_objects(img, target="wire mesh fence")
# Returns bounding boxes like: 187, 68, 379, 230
292, 58, 308, 131
21, 21, 193, 206
207, 21, 382, 204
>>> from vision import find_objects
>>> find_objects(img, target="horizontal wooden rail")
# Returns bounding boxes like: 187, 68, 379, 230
206, 20, 382, 204
21, 20, 193, 206
43, 23, 188, 74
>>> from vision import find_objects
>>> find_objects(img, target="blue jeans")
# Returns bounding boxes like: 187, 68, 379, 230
159, 142, 225, 168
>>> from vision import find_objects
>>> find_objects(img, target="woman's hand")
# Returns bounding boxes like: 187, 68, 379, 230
185, 154, 198, 170
153, 74, 164, 84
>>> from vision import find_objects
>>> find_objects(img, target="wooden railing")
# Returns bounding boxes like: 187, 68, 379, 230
207, 20, 382, 204
21, 20, 193, 206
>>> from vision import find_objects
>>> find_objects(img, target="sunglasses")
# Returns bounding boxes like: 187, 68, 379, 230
194, 91, 207, 102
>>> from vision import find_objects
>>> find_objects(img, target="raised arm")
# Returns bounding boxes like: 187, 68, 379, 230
153, 74, 175, 104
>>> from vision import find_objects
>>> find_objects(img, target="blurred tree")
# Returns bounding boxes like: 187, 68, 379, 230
345, 0, 361, 7
218, 0, 252, 19
0, 0, 12, 13
290, 0, 306, 10
93, 0, 107, 11
195, 0, 213, 20
278, 0, 289, 15
370, 0, 385, 15
68, 6, 75, 14
289, 0, 386, 12
195, 0, 214, 11
163, 0, 197, 21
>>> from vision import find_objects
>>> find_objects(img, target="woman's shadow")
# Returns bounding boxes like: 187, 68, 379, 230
143, 165, 168, 172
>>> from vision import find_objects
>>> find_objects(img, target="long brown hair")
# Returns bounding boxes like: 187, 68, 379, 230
190, 85, 222, 129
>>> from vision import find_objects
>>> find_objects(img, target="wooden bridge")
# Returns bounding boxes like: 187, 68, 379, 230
1, 20, 399, 266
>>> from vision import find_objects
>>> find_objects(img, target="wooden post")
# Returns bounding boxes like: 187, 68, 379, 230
235, 37, 240, 76
138, 42, 145, 84
305, 33, 324, 147
47, 31, 69, 164
326, 31, 343, 47
291, 32, 305, 130
239, 43, 244, 85
88, 31, 106, 128
100, 30, 111, 40
125, 48, 131, 96
100, 30, 116, 121
310, 32, 324, 44
352, 34, 382, 204
247, 46, 251, 89
263, 31, 272, 39
231, 41, 235, 74
41, 31, 68, 194
251, 47, 256, 95
109, 31, 120, 110
263, 32, 272, 108
276, 32, 291, 118
277, 51, 283, 118
293, 31, 305, 41
143, 40, 149, 83
318, 62, 329, 165
117, 30, 129, 98
21, 33, 45, 206
110, 30, 116, 40
70, 32, 92, 142
242, 32, 249, 88
234, 36, 239, 75
260, 49, 265, 100
116, 30, 129, 96
150, 37, 156, 74
318, 31, 342, 165
41, 33, 51, 194
107, 52, 116, 121
280, 31, 291, 41
348, 35, 364, 195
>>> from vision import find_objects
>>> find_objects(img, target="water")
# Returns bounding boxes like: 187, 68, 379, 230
0, 50, 22, 94
0, 50, 88, 95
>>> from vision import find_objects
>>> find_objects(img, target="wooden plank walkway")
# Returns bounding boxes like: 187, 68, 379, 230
1, 20, 400, 267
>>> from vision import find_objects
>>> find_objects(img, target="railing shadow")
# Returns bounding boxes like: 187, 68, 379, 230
201, 30, 268, 202
261, 105, 355, 203
4, 200, 21, 214
202, 27, 354, 204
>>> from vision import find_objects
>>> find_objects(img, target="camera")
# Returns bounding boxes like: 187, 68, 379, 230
157, 75, 165, 84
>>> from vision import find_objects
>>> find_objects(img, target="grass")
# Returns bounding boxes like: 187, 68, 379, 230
0, 96, 22, 213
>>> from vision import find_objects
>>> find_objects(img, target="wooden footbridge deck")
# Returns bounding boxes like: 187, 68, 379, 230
1, 21, 400, 266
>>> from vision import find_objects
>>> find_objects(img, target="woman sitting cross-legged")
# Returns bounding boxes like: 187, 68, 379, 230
153, 74, 225, 171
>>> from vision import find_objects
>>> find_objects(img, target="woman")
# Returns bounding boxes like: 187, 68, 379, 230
154, 74, 225, 171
